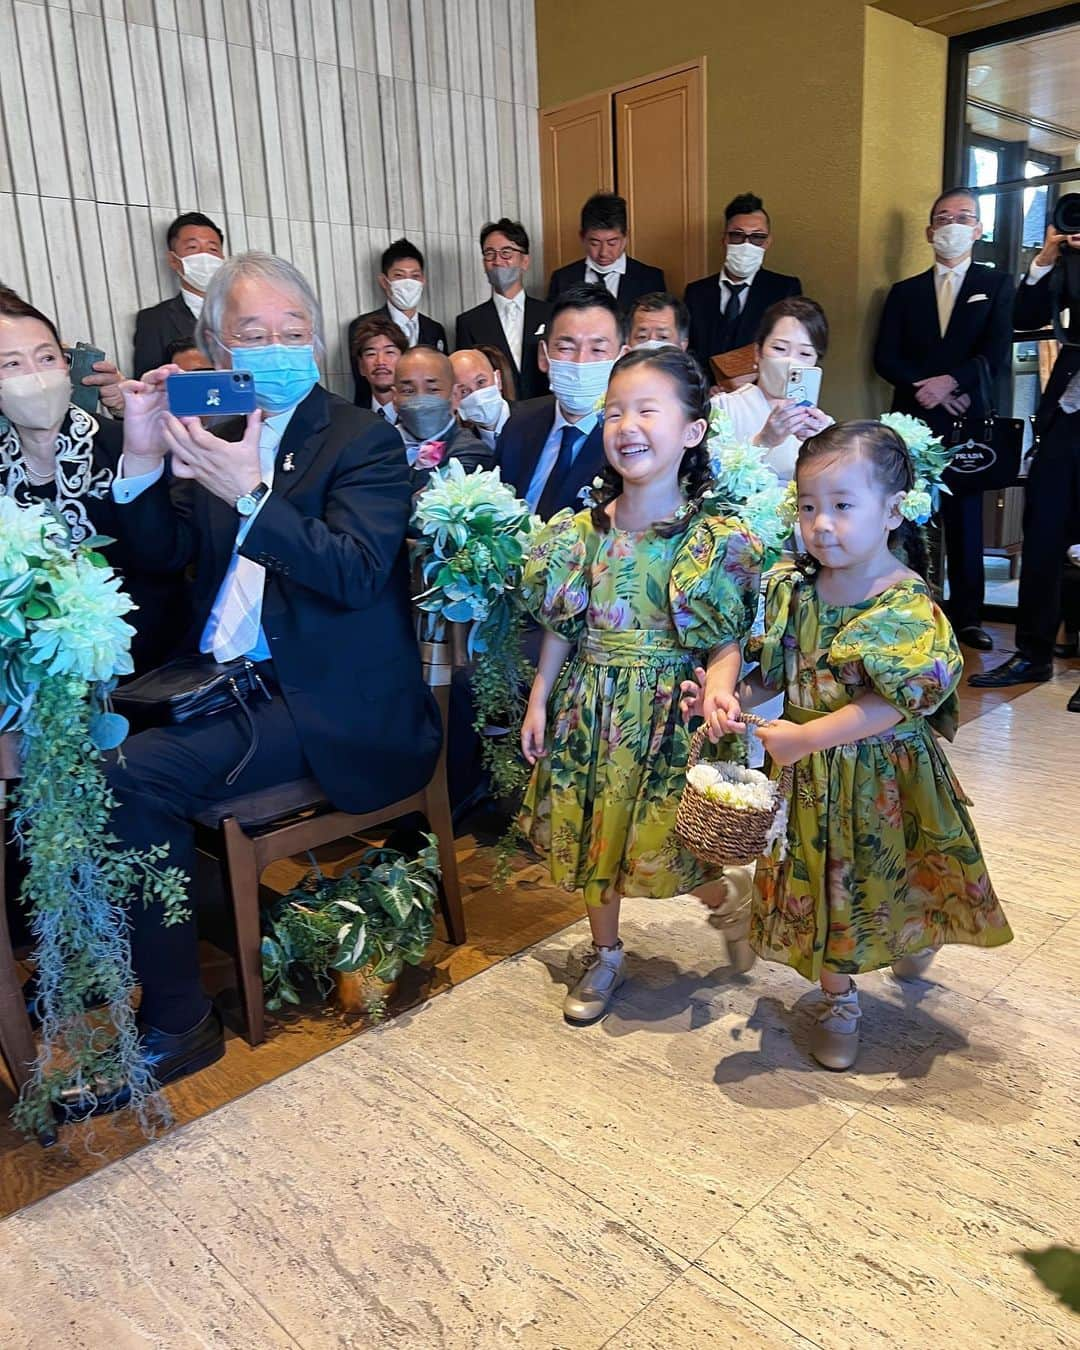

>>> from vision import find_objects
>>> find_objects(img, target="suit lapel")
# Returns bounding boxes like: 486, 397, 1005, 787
558, 421, 604, 510
478, 300, 516, 371
271, 384, 333, 499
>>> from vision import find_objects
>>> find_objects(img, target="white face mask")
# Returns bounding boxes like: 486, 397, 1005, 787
0, 368, 73, 431
631, 338, 675, 351
458, 384, 506, 428
178, 252, 224, 293
932, 223, 976, 262
756, 354, 792, 399
546, 356, 616, 417
724, 241, 766, 281
389, 277, 424, 311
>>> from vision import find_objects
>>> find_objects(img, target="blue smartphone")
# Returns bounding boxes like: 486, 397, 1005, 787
166, 370, 256, 417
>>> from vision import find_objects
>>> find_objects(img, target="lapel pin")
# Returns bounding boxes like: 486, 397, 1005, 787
282, 452, 295, 472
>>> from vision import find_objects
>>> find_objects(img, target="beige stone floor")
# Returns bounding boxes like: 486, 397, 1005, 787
1, 673, 1079, 1349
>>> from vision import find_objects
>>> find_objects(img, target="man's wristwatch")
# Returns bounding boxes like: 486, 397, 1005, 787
235, 482, 271, 518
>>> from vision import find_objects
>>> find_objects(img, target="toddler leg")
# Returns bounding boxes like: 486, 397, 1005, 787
694, 866, 756, 974
564, 894, 625, 1027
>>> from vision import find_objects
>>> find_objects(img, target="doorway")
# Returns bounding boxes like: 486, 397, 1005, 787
539, 62, 706, 297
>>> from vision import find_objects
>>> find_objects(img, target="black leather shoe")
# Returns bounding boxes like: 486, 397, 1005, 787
1068, 683, 1080, 713
1054, 640, 1079, 659
957, 625, 993, 651
54, 1004, 225, 1123
968, 654, 1053, 688
22, 973, 108, 1029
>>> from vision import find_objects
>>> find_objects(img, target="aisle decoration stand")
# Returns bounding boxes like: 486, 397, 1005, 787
0, 499, 185, 1136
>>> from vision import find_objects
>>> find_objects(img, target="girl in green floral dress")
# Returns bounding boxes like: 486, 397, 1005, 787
741, 421, 1012, 1070
519, 348, 764, 1025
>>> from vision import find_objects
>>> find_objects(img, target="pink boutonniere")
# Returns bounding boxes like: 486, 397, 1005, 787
415, 440, 446, 470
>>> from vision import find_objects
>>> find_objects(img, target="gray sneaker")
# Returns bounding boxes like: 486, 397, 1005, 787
891, 948, 937, 982
563, 942, 626, 1025
810, 983, 861, 1071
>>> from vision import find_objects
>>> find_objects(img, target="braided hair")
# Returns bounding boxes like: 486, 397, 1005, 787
793, 419, 930, 579
589, 346, 713, 538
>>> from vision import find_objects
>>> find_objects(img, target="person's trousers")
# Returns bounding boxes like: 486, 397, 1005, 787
940, 487, 985, 632
1016, 406, 1080, 662
106, 689, 309, 1033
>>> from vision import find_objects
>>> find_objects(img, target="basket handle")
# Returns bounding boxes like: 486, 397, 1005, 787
688, 710, 778, 765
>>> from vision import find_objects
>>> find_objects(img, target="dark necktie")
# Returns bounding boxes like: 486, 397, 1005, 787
538, 424, 584, 518
377, 405, 387, 419
719, 282, 747, 350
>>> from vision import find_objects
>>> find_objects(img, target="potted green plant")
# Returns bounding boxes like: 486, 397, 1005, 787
260, 833, 442, 1018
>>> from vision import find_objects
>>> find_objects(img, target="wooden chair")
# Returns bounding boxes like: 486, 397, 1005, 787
194, 632, 466, 1047
0, 734, 36, 1098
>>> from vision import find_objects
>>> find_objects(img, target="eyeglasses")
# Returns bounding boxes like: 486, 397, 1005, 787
726, 230, 769, 246
481, 246, 525, 263
931, 211, 979, 227
227, 327, 313, 348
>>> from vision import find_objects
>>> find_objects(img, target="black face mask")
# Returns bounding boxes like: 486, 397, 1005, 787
397, 394, 452, 442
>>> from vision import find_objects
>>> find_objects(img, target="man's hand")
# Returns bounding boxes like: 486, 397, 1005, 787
120, 364, 180, 471
80, 358, 126, 416
941, 391, 971, 418
913, 373, 958, 410
161, 410, 264, 504
1033, 223, 1080, 269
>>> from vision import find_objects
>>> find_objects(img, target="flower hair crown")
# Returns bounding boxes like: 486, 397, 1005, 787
877, 413, 956, 526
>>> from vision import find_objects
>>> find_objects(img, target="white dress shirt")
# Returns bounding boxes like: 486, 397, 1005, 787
934, 256, 971, 336
718, 274, 752, 316
588, 251, 627, 297
525, 406, 599, 512
180, 287, 204, 318
492, 289, 526, 370
387, 300, 419, 347
372, 396, 398, 425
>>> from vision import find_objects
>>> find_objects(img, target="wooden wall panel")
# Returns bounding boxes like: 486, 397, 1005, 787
0, 0, 542, 397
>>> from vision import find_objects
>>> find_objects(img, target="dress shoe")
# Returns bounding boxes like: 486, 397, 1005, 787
956, 625, 993, 651
968, 654, 1052, 688
1068, 683, 1080, 714
563, 942, 625, 1025
1054, 640, 1079, 659
810, 983, 861, 1071
22, 972, 108, 1029
54, 1003, 225, 1123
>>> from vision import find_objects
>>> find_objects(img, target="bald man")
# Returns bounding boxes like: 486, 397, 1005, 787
392, 345, 493, 488
450, 348, 511, 450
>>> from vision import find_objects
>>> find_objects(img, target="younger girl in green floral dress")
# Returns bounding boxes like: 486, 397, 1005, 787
742, 420, 1012, 1070
519, 347, 764, 1025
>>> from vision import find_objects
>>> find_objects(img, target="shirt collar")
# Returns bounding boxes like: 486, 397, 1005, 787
935, 257, 972, 282
180, 287, 204, 317
553, 404, 599, 437
399, 415, 456, 449
387, 300, 417, 331
493, 289, 525, 316
374, 397, 398, 424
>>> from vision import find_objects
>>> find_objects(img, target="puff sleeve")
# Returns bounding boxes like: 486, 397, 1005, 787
828, 583, 962, 722
519, 508, 591, 640
669, 514, 764, 652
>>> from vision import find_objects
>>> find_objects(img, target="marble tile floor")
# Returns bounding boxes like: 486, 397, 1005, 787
1, 671, 1078, 1346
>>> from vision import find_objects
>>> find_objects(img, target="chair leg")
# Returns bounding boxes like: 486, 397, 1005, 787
0, 788, 36, 1094
222, 818, 267, 1047
423, 778, 466, 946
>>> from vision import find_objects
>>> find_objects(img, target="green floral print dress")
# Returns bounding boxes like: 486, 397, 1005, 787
748, 565, 1012, 980
519, 507, 763, 907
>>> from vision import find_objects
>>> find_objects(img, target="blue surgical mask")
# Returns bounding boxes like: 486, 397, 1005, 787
546, 356, 616, 417
230, 344, 319, 413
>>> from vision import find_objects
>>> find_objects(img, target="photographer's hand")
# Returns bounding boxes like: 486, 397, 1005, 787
1034, 224, 1077, 269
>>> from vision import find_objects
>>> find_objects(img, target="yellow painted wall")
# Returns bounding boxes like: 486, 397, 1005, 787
535, 0, 948, 417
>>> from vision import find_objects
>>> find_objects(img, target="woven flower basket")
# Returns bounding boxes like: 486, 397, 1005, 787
675, 717, 793, 867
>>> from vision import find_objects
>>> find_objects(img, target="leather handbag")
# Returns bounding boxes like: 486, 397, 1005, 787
709, 343, 759, 391
942, 356, 1024, 494
113, 654, 273, 785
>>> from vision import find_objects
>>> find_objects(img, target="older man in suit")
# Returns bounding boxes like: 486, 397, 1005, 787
132, 212, 225, 377
496, 284, 626, 519
684, 193, 801, 373
455, 218, 551, 400
874, 187, 1015, 651
63, 252, 442, 1115
547, 194, 665, 311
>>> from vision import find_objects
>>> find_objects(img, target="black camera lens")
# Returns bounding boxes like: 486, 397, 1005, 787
1052, 192, 1080, 234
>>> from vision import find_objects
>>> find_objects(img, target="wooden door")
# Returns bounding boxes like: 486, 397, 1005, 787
539, 93, 614, 278
614, 67, 705, 297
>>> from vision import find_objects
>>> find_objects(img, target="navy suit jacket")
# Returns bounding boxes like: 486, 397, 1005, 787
873, 262, 1014, 439
495, 395, 606, 519
546, 256, 666, 309
683, 268, 801, 369
349, 305, 448, 406
132, 292, 196, 379
111, 385, 441, 812
454, 294, 552, 400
